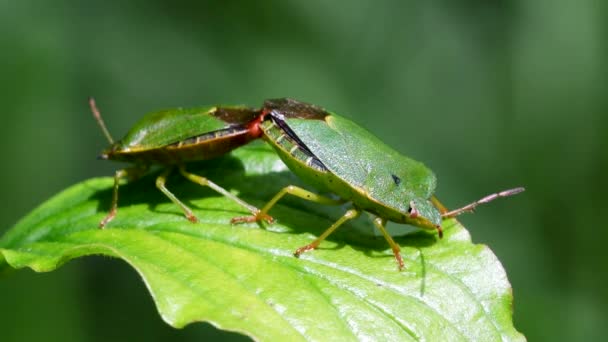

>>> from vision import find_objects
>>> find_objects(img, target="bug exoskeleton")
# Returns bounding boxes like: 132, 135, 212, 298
232, 98, 524, 270
93, 97, 523, 270
90, 98, 271, 228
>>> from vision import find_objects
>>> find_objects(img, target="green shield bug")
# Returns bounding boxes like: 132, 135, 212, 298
233, 98, 524, 270
90, 98, 271, 228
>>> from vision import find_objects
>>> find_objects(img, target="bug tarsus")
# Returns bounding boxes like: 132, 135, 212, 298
436, 225, 443, 238
230, 212, 274, 224
99, 208, 116, 229
294, 244, 315, 257
186, 213, 199, 223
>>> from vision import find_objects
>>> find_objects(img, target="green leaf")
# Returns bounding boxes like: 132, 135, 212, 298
0, 143, 524, 341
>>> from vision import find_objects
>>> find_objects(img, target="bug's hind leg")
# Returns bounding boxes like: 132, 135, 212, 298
178, 165, 273, 223
155, 166, 198, 223
100, 165, 148, 228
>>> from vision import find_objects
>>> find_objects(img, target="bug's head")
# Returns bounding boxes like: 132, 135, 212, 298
98, 142, 122, 160
407, 198, 442, 233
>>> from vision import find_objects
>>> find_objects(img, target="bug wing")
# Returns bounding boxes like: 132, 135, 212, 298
282, 116, 367, 187
120, 106, 258, 149
284, 114, 436, 208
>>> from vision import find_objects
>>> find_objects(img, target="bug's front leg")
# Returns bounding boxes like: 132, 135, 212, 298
100, 165, 148, 228
372, 217, 404, 270
230, 185, 344, 224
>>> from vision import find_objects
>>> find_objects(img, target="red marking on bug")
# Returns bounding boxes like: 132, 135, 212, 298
246, 109, 269, 139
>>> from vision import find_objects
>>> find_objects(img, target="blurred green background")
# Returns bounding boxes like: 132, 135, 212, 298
1, 0, 605, 341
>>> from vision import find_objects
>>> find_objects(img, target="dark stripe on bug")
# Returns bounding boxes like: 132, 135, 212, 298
307, 156, 327, 171
105, 125, 253, 165
267, 113, 328, 171
166, 127, 244, 148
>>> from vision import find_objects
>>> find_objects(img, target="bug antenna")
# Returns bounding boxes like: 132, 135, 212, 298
442, 187, 525, 218
89, 97, 114, 144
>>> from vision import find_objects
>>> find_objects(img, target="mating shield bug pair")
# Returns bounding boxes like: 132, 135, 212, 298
92, 98, 523, 269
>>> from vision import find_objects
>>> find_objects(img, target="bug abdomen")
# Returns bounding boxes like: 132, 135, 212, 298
104, 127, 256, 164
261, 117, 327, 172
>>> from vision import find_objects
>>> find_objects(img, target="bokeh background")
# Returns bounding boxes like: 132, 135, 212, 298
1, 1, 606, 341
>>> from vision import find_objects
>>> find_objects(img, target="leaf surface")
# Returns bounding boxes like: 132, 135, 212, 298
0, 143, 524, 341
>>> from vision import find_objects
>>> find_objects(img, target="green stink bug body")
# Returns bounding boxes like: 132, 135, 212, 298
234, 98, 523, 269
100, 105, 263, 163
263, 99, 441, 228
91, 99, 268, 228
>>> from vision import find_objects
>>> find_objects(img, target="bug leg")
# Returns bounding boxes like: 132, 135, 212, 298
430, 196, 448, 215
99, 165, 148, 228
372, 217, 405, 270
231, 185, 345, 224
99, 169, 128, 228
156, 166, 198, 223
178, 165, 273, 223
294, 208, 361, 257
430, 196, 446, 237
441, 187, 525, 218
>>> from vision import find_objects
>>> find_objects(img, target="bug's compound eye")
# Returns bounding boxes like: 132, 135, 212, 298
391, 174, 401, 186
408, 200, 419, 218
